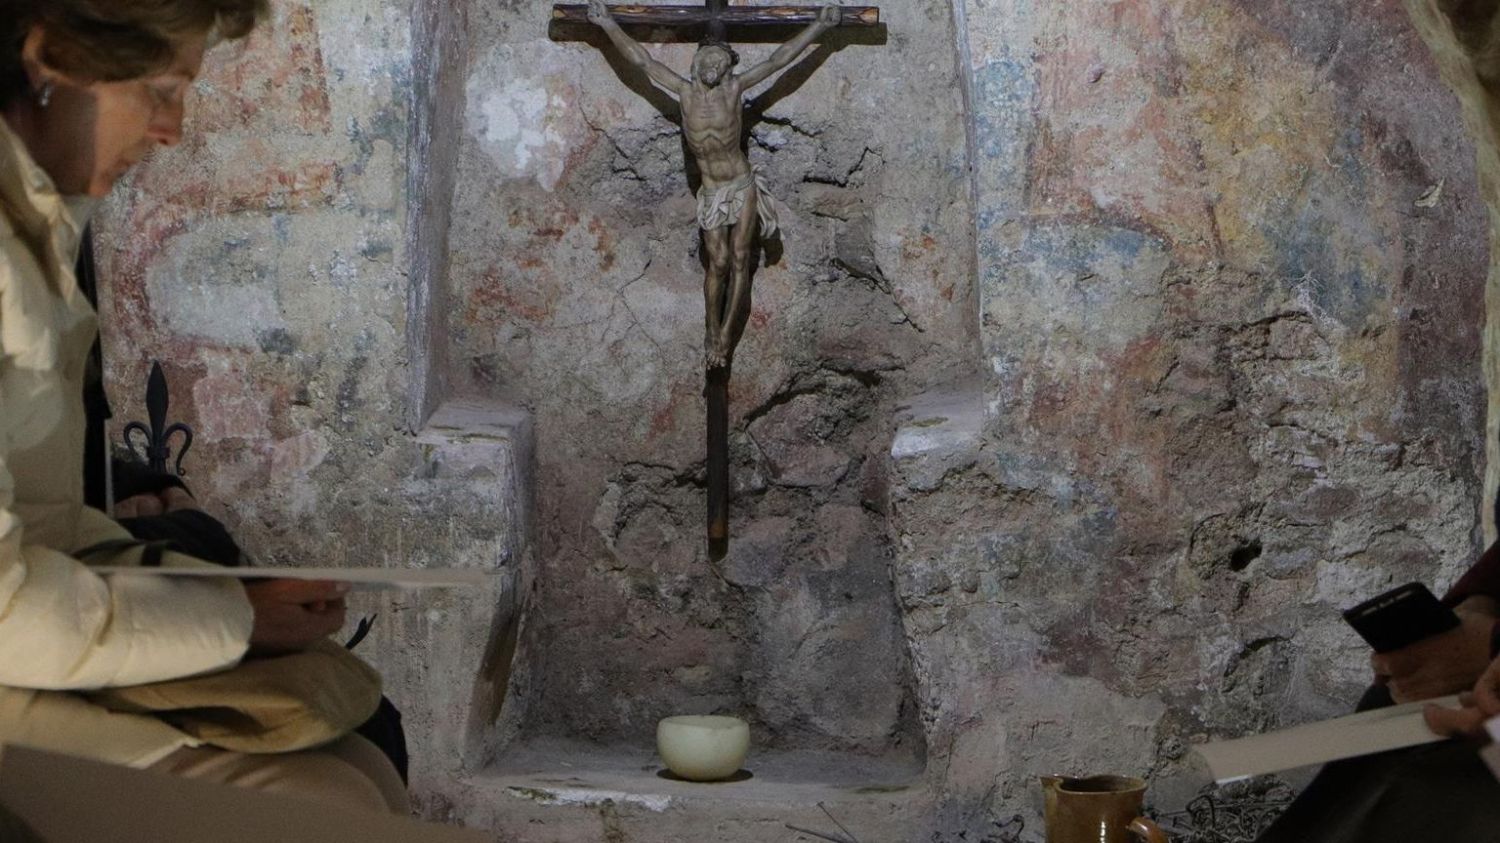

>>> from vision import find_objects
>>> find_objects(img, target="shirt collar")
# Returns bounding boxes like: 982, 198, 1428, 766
0, 114, 99, 240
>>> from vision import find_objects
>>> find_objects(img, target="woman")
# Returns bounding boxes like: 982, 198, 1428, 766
0, 0, 405, 814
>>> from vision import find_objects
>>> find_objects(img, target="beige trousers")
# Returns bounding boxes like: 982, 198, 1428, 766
149, 734, 409, 815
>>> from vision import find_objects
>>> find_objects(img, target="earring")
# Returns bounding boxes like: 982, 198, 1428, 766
37, 81, 54, 108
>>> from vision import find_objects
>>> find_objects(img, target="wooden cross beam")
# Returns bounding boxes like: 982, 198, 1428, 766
551, 3, 882, 32
552, 2, 876, 44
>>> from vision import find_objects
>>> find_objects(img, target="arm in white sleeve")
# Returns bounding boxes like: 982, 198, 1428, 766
0, 299, 253, 690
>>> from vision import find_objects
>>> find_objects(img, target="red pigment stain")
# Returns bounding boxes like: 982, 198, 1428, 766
468, 271, 554, 323
533, 208, 581, 240
187, 3, 332, 134
648, 383, 696, 437
901, 233, 939, 261
588, 217, 616, 271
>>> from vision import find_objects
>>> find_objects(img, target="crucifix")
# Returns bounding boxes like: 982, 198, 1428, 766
551, 1, 881, 559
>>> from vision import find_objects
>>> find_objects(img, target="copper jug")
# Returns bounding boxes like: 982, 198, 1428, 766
1041, 775, 1168, 843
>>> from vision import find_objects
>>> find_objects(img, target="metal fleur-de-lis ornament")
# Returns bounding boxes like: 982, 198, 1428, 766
123, 361, 194, 476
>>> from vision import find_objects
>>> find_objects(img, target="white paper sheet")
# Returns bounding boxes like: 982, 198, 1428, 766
1194, 696, 1460, 783
91, 565, 493, 591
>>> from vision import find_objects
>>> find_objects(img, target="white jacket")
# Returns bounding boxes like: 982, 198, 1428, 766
0, 117, 254, 767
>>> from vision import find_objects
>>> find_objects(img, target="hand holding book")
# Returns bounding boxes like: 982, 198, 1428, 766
1423, 652, 1500, 738
1371, 607, 1498, 704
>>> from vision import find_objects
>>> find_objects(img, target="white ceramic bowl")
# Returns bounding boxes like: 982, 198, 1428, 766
656, 715, 750, 781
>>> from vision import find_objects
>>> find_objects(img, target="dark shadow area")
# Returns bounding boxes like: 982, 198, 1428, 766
471, 589, 522, 732
746, 40, 839, 119
597, 38, 684, 124
1441, 0, 1500, 50
656, 768, 755, 783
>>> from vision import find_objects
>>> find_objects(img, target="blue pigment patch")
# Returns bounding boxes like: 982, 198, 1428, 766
971, 58, 1038, 228
1266, 171, 1387, 326
1012, 223, 1165, 285
1253, 119, 1395, 326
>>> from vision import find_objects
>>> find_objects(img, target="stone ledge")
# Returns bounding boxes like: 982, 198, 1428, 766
442, 739, 929, 841
352, 397, 534, 798
891, 384, 986, 492
417, 397, 532, 449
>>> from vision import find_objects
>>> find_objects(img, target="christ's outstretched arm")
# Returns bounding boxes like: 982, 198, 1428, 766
588, 0, 691, 96
734, 4, 841, 90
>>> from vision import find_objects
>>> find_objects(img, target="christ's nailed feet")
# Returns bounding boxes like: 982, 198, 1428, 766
705, 335, 730, 370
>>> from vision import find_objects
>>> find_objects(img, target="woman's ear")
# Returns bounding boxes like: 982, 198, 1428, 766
17, 25, 71, 97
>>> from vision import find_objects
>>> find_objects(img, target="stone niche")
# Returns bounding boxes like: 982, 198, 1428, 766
93, 0, 1498, 840
429, 0, 976, 835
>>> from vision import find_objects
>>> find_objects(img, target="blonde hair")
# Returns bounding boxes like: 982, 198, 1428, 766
1, 0, 268, 107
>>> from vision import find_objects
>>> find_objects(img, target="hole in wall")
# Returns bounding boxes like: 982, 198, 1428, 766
1228, 540, 1262, 572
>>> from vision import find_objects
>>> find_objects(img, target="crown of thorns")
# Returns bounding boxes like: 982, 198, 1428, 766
696, 40, 740, 65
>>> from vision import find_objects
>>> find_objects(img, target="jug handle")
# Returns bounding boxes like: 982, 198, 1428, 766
1129, 816, 1168, 843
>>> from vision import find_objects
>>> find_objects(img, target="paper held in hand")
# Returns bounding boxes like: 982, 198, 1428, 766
1194, 695, 1459, 783
90, 565, 492, 592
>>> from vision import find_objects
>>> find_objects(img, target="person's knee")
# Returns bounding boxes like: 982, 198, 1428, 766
261, 752, 394, 814
160, 745, 399, 815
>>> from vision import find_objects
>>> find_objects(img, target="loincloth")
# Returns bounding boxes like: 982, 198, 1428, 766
696, 168, 779, 236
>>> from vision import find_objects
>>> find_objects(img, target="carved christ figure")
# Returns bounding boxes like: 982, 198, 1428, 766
587, 0, 843, 369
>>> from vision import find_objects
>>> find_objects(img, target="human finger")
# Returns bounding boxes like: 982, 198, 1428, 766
303, 601, 346, 637
159, 486, 199, 513
246, 596, 347, 655
245, 578, 351, 605
310, 597, 347, 614
1424, 702, 1486, 737
115, 494, 163, 518
1371, 643, 1428, 679
1389, 679, 1414, 705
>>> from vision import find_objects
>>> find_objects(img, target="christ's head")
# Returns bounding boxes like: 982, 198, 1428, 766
692, 42, 736, 87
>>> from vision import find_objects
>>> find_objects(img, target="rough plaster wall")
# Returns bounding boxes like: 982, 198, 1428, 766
886, 0, 1491, 834
97, 1, 413, 531
446, 1, 976, 756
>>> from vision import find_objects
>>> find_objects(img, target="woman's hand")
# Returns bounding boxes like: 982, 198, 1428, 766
1372, 597, 1498, 704
1424, 655, 1500, 737
243, 579, 349, 657
115, 487, 200, 518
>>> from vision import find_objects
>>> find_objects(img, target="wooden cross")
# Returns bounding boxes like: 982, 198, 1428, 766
551, 1, 880, 561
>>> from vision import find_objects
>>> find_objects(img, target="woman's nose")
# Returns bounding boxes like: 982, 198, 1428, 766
148, 100, 185, 147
